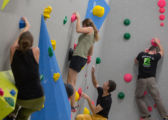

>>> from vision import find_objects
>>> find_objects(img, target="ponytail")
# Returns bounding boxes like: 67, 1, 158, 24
18, 31, 33, 52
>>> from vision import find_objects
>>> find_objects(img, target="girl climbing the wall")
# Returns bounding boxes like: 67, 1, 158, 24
8, 17, 45, 120
67, 12, 99, 112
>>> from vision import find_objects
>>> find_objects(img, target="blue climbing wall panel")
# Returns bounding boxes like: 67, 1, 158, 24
85, 0, 110, 30
31, 15, 71, 120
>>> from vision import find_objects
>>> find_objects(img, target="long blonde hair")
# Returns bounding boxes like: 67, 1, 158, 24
82, 18, 99, 41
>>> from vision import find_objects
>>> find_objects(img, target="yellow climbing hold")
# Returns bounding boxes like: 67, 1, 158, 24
75, 91, 79, 102
83, 107, 90, 115
53, 73, 60, 82
43, 6, 52, 19
51, 40, 56, 50
1, 0, 10, 10
81, 66, 85, 70
93, 5, 105, 17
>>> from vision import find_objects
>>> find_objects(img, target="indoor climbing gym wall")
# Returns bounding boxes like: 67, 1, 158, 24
0, 0, 107, 120
1, 0, 168, 120
98, 0, 168, 120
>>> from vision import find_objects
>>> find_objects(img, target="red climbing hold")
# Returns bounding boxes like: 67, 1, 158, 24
0, 88, 4, 96
144, 91, 147, 96
78, 88, 83, 96
148, 106, 152, 112
154, 104, 157, 108
124, 73, 132, 83
159, 14, 165, 21
74, 43, 77, 49
159, 8, 165, 13
158, 0, 166, 8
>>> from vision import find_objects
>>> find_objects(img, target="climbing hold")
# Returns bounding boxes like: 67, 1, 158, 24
154, 104, 157, 108
148, 106, 152, 112
93, 5, 105, 17
144, 91, 147, 96
78, 88, 82, 96
4, 97, 14, 107
75, 91, 80, 101
118, 92, 125, 100
159, 8, 165, 13
51, 40, 56, 50
157, 0, 166, 8
0, 88, 4, 96
87, 86, 89, 89
19, 18, 26, 29
74, 43, 77, 49
160, 22, 164, 27
10, 89, 16, 96
40, 74, 44, 81
83, 107, 90, 114
71, 13, 77, 23
159, 14, 165, 21
151, 38, 160, 47
124, 73, 132, 83
123, 19, 131, 26
81, 66, 85, 70
1, 0, 11, 10
43, 6, 52, 19
68, 48, 73, 61
124, 33, 131, 40
96, 57, 101, 64
48, 47, 53, 57
91, 100, 95, 105
63, 16, 68, 24
87, 56, 91, 64
42, 104, 45, 108
53, 73, 60, 82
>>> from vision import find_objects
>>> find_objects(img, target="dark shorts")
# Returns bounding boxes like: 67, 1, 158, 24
70, 56, 87, 73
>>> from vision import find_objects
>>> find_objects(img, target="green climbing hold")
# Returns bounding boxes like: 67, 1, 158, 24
96, 57, 101, 64
48, 47, 53, 57
4, 97, 14, 107
124, 33, 131, 40
63, 16, 68, 24
124, 19, 131, 26
118, 92, 125, 100
40, 75, 44, 81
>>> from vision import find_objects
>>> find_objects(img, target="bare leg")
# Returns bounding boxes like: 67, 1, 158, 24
67, 68, 78, 107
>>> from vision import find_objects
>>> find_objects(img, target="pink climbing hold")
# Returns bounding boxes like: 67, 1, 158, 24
159, 14, 165, 21
74, 43, 77, 49
71, 13, 77, 23
160, 22, 164, 27
91, 100, 95, 105
159, 8, 165, 13
124, 73, 132, 83
78, 88, 83, 96
87, 56, 91, 64
144, 91, 147, 96
148, 106, 152, 112
151, 38, 160, 47
0, 88, 4, 96
158, 0, 166, 8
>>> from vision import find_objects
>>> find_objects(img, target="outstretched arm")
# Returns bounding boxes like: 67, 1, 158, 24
154, 38, 164, 57
91, 66, 99, 88
75, 12, 93, 34
10, 17, 30, 63
82, 93, 103, 114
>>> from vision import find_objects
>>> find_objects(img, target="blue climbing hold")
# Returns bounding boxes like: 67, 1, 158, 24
19, 19, 26, 29
10, 89, 16, 96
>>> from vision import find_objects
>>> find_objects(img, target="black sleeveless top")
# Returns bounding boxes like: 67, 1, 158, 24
11, 49, 44, 100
